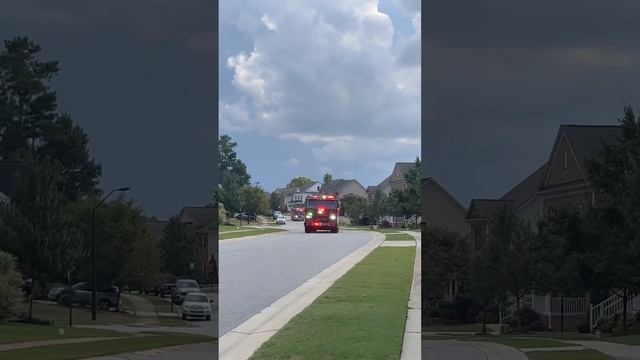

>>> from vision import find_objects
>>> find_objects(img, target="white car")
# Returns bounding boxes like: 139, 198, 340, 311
276, 215, 286, 225
181, 292, 213, 321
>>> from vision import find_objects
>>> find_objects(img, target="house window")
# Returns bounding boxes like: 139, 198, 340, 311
563, 150, 568, 170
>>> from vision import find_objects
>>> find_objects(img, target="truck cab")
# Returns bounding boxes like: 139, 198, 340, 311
304, 195, 340, 233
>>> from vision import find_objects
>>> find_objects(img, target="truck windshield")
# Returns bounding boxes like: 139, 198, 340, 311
307, 200, 339, 209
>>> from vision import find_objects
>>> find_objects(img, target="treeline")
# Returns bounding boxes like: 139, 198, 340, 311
0, 36, 197, 320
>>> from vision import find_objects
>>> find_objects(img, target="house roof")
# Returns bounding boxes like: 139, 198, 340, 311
500, 163, 547, 210
390, 162, 415, 180
320, 179, 364, 195
424, 177, 467, 213
0, 161, 24, 198
466, 199, 514, 219
179, 206, 217, 227
562, 125, 621, 171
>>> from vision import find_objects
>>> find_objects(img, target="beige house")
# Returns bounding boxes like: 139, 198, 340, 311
320, 179, 367, 199
421, 177, 467, 236
464, 124, 625, 330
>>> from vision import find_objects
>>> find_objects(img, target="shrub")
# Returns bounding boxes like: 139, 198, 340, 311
577, 320, 591, 334
509, 307, 544, 332
437, 301, 456, 320
0, 250, 24, 321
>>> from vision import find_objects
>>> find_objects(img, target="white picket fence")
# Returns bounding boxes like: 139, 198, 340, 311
500, 295, 588, 324
590, 292, 640, 330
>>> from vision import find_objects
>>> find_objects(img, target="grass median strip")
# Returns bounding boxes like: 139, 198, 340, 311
385, 233, 414, 241
0, 332, 214, 360
219, 228, 286, 240
250, 247, 415, 360
0, 323, 128, 344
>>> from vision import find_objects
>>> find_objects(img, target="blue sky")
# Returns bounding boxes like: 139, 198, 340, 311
220, 0, 421, 192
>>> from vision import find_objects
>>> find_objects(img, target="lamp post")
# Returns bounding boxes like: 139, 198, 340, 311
92, 187, 130, 321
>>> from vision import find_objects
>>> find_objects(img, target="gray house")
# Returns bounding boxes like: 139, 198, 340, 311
422, 177, 467, 236
320, 179, 367, 199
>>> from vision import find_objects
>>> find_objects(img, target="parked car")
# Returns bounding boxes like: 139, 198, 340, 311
181, 292, 213, 321
47, 283, 67, 302
57, 282, 121, 310
272, 211, 282, 220
159, 282, 176, 298
235, 212, 257, 221
276, 215, 286, 225
172, 279, 200, 305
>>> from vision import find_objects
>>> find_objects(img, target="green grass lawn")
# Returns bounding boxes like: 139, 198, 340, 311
0, 323, 129, 344
422, 323, 493, 333
0, 333, 215, 360
219, 228, 286, 240
526, 349, 613, 360
250, 247, 416, 360
14, 302, 137, 326
599, 334, 640, 345
219, 224, 258, 232
385, 233, 414, 241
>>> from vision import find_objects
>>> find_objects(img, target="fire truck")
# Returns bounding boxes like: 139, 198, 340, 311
304, 195, 340, 233
291, 207, 305, 221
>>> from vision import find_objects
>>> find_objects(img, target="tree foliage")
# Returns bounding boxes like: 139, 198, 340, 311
323, 173, 332, 184
287, 176, 314, 189
0, 250, 24, 320
340, 194, 367, 222
160, 216, 197, 278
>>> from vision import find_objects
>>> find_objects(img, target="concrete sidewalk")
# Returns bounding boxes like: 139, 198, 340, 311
400, 231, 421, 360
565, 340, 640, 360
122, 294, 160, 325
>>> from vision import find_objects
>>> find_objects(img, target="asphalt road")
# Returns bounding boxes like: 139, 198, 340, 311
219, 219, 372, 335
422, 341, 487, 360
86, 341, 218, 360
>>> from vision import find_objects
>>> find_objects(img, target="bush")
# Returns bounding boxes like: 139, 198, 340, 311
437, 301, 456, 320
475, 304, 499, 324
509, 307, 544, 332
0, 250, 24, 321
577, 320, 591, 334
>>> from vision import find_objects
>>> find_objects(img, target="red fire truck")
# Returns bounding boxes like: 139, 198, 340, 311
304, 195, 340, 233
291, 207, 305, 221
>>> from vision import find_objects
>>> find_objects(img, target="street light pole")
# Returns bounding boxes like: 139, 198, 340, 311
92, 187, 130, 321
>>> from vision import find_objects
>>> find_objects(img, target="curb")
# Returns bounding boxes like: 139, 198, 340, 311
400, 231, 421, 360
219, 231, 385, 360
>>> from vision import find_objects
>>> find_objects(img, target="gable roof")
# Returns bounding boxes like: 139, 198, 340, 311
179, 206, 217, 227
500, 163, 547, 209
542, 125, 622, 186
0, 161, 24, 198
466, 199, 514, 220
320, 179, 365, 195
424, 177, 467, 213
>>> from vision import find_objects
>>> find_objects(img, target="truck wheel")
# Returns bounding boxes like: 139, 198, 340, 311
331, 227, 338, 233
304, 226, 311, 233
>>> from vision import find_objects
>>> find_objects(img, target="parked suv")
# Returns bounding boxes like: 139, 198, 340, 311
57, 282, 121, 310
172, 279, 200, 305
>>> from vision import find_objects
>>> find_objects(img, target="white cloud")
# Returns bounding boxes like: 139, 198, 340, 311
221, 0, 420, 166
261, 13, 277, 31
286, 157, 300, 166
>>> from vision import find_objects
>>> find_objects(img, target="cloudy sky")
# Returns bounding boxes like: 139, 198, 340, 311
423, 0, 640, 207
0, 1, 216, 218
220, 0, 421, 191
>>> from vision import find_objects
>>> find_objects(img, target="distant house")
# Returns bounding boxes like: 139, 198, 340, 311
0, 160, 23, 203
422, 177, 467, 236
368, 162, 415, 199
320, 179, 367, 199
147, 206, 218, 284
179, 206, 217, 284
